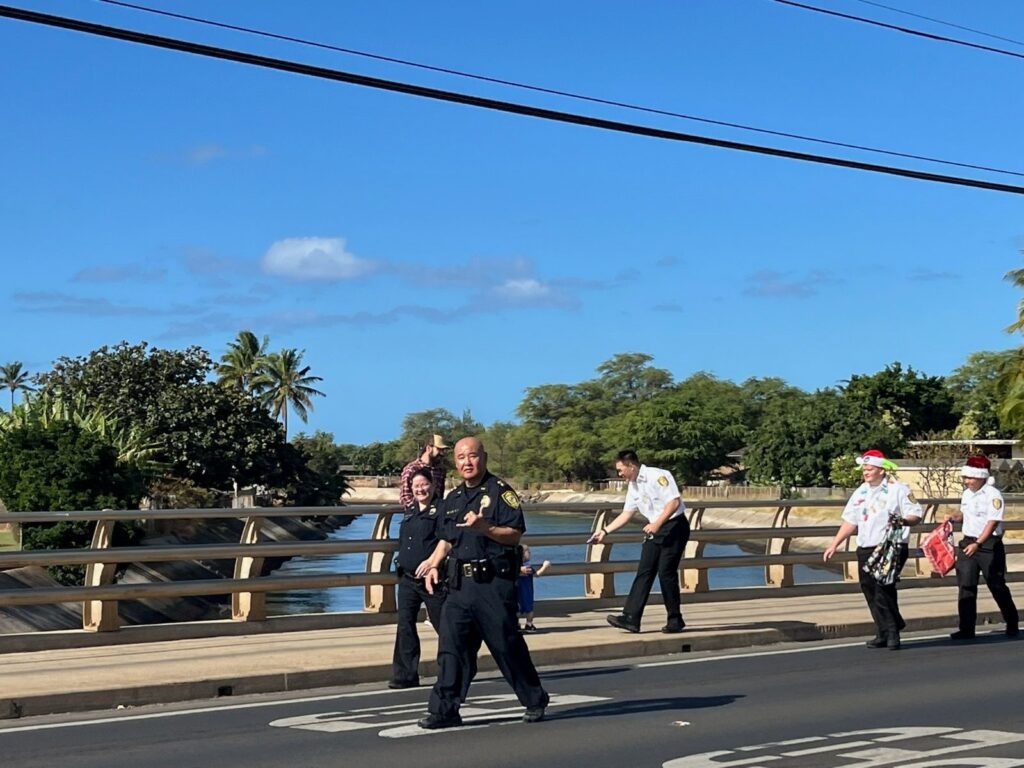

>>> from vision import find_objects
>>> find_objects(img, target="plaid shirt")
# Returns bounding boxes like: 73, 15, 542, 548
399, 458, 447, 508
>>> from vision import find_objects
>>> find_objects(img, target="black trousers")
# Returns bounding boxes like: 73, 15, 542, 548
622, 514, 690, 626
391, 575, 446, 685
956, 536, 1019, 633
428, 574, 547, 718
856, 544, 908, 640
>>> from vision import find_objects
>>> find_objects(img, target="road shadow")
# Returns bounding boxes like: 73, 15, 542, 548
547, 694, 744, 721
538, 665, 633, 681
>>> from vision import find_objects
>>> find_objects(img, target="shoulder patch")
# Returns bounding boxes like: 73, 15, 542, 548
994, 498, 1003, 510
907, 492, 917, 504
657, 476, 669, 487
502, 489, 521, 508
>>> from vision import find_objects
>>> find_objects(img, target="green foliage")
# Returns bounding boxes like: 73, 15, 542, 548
0, 361, 34, 411
840, 362, 957, 443
217, 330, 269, 392
36, 341, 298, 492
394, 408, 483, 464
285, 431, 352, 506
829, 454, 862, 488
745, 389, 844, 487
0, 420, 145, 585
946, 350, 1015, 438
252, 348, 325, 438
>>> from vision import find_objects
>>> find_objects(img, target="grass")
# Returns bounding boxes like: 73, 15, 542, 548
0, 526, 17, 551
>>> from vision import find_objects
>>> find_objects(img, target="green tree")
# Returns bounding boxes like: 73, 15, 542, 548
0, 361, 34, 410
253, 348, 325, 438
840, 362, 957, 444
481, 420, 516, 476
746, 389, 846, 488
286, 431, 352, 505
610, 374, 747, 484
217, 330, 269, 392
595, 352, 672, 403
946, 350, 1016, 438
0, 419, 146, 585
996, 264, 1024, 431
36, 341, 299, 492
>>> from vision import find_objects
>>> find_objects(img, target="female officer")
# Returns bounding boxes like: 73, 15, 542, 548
389, 467, 445, 688
824, 449, 922, 650
945, 454, 1019, 640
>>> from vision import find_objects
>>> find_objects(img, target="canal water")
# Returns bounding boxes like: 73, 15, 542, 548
265, 509, 841, 616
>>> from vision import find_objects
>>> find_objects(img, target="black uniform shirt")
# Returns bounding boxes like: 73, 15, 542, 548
396, 501, 443, 574
439, 472, 525, 561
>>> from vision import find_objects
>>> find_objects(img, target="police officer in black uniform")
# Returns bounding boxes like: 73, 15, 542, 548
389, 467, 445, 689
415, 436, 549, 729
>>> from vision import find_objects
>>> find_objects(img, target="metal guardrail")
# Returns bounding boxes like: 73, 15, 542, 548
1, 497, 1022, 633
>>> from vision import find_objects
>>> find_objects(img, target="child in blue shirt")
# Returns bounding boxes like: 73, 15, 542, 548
517, 544, 551, 632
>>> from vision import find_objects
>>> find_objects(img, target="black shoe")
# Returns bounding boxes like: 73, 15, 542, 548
662, 622, 685, 634
607, 614, 640, 633
1007, 626, 1019, 638
887, 633, 901, 650
865, 636, 886, 649
388, 679, 419, 690
950, 630, 976, 641
523, 705, 546, 723
418, 712, 462, 730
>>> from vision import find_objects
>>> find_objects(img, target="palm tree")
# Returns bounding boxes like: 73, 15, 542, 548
253, 348, 325, 438
217, 330, 269, 393
998, 265, 1024, 431
0, 361, 34, 410
1005, 266, 1024, 334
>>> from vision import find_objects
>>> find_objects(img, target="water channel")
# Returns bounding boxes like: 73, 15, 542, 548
265, 509, 841, 616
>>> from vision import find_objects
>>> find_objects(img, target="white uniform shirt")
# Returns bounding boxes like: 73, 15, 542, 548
960, 484, 1005, 538
624, 464, 685, 523
841, 478, 923, 547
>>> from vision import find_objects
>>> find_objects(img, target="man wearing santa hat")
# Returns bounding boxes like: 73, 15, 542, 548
824, 449, 923, 650
944, 454, 1019, 640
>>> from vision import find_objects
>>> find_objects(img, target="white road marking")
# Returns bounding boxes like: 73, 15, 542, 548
639, 634, 951, 667
0, 680, 498, 734
377, 694, 608, 739
663, 727, 1024, 768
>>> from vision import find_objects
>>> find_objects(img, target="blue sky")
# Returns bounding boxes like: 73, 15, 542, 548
2, 0, 1023, 443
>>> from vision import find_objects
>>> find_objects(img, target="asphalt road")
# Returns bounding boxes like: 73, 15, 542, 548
2, 630, 1022, 768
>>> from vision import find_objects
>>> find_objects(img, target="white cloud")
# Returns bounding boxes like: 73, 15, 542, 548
260, 237, 376, 281
495, 278, 551, 301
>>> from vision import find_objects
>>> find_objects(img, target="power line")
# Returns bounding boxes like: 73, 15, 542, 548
851, 0, 1024, 49
3, 4, 1024, 196
96, 0, 1024, 179
774, 0, 1024, 61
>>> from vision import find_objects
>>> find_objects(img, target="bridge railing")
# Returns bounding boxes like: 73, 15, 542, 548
0, 497, 1021, 634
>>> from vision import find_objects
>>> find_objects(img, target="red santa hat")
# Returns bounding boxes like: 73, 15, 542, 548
855, 449, 896, 470
961, 454, 995, 484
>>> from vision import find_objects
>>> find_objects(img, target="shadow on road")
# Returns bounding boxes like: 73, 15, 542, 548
547, 694, 744, 722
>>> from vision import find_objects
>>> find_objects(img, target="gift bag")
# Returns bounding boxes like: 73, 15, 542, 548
921, 520, 955, 576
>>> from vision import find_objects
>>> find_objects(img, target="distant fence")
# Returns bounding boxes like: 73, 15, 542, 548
1, 496, 1022, 640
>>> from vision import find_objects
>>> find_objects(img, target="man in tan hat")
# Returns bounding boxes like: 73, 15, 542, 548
399, 434, 449, 508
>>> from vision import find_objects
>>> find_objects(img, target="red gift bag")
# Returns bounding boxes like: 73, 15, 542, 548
921, 521, 955, 576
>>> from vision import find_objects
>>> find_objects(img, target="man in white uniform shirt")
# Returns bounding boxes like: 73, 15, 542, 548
590, 450, 689, 634
824, 449, 922, 650
944, 454, 1018, 640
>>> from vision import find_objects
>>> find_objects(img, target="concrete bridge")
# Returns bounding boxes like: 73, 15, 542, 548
0, 498, 1021, 722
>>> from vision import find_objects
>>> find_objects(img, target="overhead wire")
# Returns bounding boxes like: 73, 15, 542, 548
850, 0, 1024, 49
773, 0, 1024, 61
94, 0, 1024, 179
2, 4, 1024, 196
